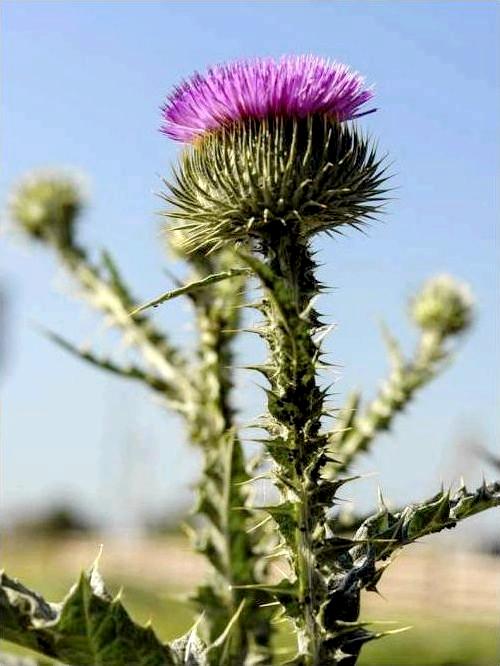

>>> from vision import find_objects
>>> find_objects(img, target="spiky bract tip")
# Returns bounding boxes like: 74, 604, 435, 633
9, 170, 83, 247
411, 274, 474, 336
163, 116, 387, 254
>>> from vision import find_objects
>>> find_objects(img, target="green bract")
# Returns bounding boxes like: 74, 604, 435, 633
411, 274, 473, 335
164, 116, 387, 253
9, 171, 82, 247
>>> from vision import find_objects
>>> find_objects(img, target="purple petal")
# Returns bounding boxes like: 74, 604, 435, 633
161, 55, 375, 142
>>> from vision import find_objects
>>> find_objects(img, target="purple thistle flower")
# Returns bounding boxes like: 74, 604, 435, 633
161, 55, 374, 142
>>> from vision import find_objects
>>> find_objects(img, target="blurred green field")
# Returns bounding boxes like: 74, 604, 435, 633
1, 537, 499, 665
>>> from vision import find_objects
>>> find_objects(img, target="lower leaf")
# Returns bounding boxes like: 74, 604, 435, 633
0, 568, 176, 666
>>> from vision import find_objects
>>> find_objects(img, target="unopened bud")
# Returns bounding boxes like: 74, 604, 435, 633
411, 275, 473, 336
9, 170, 83, 247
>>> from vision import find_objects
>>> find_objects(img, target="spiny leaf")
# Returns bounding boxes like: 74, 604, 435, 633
404, 490, 451, 540
331, 317, 463, 472
41, 328, 173, 396
261, 502, 297, 549
57, 245, 190, 393
351, 481, 500, 585
236, 251, 293, 327
332, 625, 411, 666
0, 568, 177, 665
100, 249, 134, 306
130, 269, 250, 315
315, 537, 356, 565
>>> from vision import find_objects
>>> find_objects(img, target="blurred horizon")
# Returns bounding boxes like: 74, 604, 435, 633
1, 1, 498, 536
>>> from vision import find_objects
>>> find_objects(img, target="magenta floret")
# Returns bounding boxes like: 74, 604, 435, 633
161, 55, 374, 142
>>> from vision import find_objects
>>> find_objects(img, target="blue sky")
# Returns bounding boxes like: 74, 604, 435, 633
1, 1, 498, 534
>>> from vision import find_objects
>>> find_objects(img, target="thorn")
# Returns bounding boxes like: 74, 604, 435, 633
313, 322, 337, 345
91, 543, 104, 570
246, 515, 272, 534
377, 486, 387, 512
381, 625, 413, 637
210, 600, 246, 650
233, 473, 270, 486
371, 586, 387, 601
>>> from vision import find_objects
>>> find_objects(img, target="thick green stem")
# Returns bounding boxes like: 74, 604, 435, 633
257, 230, 328, 664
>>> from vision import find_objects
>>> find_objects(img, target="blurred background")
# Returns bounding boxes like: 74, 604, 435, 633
1, 2, 498, 664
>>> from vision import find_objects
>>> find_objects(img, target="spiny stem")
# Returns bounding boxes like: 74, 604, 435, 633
255, 230, 328, 663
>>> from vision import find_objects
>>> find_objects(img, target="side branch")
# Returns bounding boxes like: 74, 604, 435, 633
43, 329, 182, 405
130, 268, 250, 315
351, 481, 500, 587
58, 246, 193, 405
331, 328, 453, 472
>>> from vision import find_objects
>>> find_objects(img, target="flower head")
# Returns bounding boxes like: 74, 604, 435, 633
9, 169, 83, 247
411, 275, 474, 336
162, 55, 374, 142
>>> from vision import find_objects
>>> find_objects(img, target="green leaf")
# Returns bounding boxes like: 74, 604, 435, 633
41, 329, 173, 396
352, 481, 500, 586
404, 490, 451, 540
100, 250, 134, 306
130, 269, 250, 316
0, 568, 176, 665
259, 502, 297, 550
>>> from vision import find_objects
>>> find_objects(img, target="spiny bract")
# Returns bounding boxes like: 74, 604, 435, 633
163, 116, 387, 253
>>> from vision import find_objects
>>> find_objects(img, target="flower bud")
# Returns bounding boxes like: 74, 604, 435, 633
9, 170, 83, 247
411, 275, 473, 336
165, 116, 386, 253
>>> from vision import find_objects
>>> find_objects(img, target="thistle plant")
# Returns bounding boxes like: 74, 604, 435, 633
159, 55, 498, 665
2, 55, 499, 666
